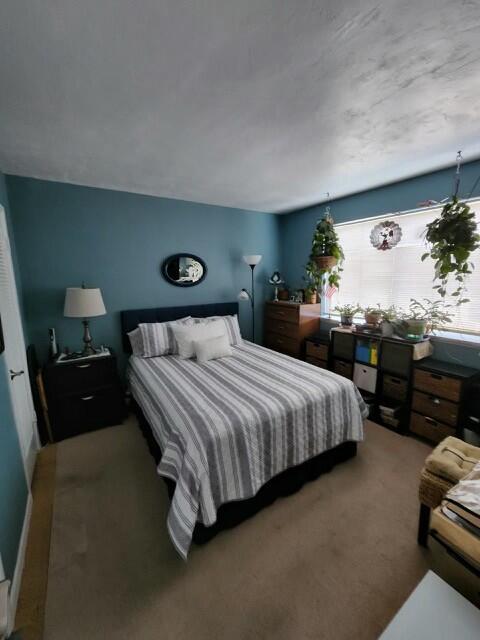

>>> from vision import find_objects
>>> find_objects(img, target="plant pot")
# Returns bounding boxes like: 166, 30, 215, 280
278, 288, 289, 301
340, 313, 354, 327
381, 320, 394, 337
305, 292, 317, 304
404, 319, 427, 340
365, 311, 382, 326
313, 255, 337, 270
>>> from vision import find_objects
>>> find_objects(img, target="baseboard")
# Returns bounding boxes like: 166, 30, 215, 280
24, 432, 38, 488
7, 492, 32, 636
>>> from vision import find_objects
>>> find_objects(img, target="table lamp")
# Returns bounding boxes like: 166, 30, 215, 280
64, 285, 106, 356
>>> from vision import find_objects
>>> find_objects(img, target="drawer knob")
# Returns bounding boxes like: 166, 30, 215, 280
430, 374, 443, 380
430, 397, 441, 405
80, 395, 95, 401
76, 363, 92, 369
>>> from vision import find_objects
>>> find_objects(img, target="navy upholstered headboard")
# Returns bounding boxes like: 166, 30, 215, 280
120, 302, 239, 353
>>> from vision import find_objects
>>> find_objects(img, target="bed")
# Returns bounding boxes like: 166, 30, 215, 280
121, 302, 367, 558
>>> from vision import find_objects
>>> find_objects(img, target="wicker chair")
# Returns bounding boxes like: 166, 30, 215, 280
417, 436, 480, 546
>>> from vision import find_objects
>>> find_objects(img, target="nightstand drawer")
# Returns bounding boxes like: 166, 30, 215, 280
46, 356, 117, 394
52, 386, 125, 440
412, 390, 459, 427
414, 369, 461, 402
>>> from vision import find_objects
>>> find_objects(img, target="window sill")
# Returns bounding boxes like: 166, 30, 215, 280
319, 314, 480, 349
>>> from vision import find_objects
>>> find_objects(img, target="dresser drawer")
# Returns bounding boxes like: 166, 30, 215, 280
382, 374, 408, 402
46, 357, 117, 394
264, 332, 299, 356
410, 411, 455, 443
333, 359, 353, 379
412, 390, 459, 427
265, 304, 299, 324
306, 342, 328, 361
306, 356, 328, 369
414, 369, 461, 402
52, 386, 125, 440
265, 317, 299, 339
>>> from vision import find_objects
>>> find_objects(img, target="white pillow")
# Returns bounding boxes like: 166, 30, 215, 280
191, 315, 243, 345
172, 319, 227, 359
194, 334, 232, 363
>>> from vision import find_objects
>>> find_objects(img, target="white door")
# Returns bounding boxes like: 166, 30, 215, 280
0, 206, 38, 484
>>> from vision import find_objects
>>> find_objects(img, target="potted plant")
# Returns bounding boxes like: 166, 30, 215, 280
379, 304, 399, 337
395, 298, 453, 340
422, 197, 480, 304
303, 260, 323, 304
334, 303, 361, 327
310, 210, 345, 273
363, 305, 383, 326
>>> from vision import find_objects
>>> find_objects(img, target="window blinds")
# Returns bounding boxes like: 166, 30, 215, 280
330, 200, 480, 333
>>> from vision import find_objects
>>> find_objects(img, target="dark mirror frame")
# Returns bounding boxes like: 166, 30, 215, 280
161, 253, 207, 287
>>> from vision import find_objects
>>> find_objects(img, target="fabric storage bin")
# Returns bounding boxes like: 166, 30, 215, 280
355, 340, 371, 364
353, 363, 377, 393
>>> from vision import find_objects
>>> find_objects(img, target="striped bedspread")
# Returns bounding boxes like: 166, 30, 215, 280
127, 341, 367, 559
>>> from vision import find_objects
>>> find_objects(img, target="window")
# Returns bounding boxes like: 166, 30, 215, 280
328, 199, 480, 333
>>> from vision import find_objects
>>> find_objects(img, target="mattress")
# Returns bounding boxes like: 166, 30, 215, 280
127, 341, 367, 558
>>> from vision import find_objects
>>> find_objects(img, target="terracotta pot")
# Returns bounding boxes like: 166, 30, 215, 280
365, 311, 382, 325
313, 255, 337, 270
305, 292, 317, 304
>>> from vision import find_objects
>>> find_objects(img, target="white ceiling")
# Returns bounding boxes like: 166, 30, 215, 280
1, 0, 480, 213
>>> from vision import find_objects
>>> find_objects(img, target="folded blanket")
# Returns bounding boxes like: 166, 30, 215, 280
425, 437, 480, 483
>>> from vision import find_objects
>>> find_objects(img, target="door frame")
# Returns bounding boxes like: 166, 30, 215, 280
0, 205, 38, 485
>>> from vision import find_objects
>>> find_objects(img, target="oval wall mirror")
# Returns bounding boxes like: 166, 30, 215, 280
161, 254, 207, 287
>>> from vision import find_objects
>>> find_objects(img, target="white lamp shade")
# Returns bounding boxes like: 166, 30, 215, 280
238, 289, 250, 301
243, 254, 262, 266
64, 287, 106, 318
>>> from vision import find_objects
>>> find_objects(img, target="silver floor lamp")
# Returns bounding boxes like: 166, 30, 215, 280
238, 254, 262, 342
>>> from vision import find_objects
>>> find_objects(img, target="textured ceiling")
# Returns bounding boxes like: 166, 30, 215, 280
1, 0, 480, 213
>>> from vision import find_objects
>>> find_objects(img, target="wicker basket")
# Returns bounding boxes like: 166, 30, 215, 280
313, 255, 337, 270
418, 468, 456, 509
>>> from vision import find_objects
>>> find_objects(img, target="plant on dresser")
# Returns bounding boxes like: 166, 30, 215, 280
43, 350, 126, 441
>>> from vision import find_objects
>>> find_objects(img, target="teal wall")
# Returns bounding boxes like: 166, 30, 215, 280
0, 173, 29, 582
280, 160, 480, 369
6, 177, 281, 369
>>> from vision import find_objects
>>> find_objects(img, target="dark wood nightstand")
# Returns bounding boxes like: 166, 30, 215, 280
43, 350, 126, 442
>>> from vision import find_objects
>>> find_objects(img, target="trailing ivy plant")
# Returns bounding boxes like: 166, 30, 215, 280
309, 211, 344, 289
422, 197, 480, 305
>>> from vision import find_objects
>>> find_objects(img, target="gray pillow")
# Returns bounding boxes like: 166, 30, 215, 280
138, 316, 193, 357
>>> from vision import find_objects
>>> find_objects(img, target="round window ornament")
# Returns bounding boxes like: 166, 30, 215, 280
370, 220, 402, 251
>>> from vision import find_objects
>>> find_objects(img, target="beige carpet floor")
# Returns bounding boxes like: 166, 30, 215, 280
43, 418, 431, 640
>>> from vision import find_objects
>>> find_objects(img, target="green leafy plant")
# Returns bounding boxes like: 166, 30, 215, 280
379, 305, 399, 322
303, 259, 323, 296
334, 303, 362, 317
402, 298, 453, 332
309, 211, 344, 289
422, 197, 480, 305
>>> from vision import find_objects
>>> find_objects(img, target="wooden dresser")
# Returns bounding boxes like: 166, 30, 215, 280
410, 359, 480, 444
264, 301, 320, 357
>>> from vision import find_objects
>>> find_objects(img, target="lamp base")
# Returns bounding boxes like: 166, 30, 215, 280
81, 319, 97, 356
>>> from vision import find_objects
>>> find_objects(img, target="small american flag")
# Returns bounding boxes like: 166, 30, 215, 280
325, 285, 337, 299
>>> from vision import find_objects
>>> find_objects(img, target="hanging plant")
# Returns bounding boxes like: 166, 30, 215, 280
421, 197, 480, 305
309, 209, 344, 289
